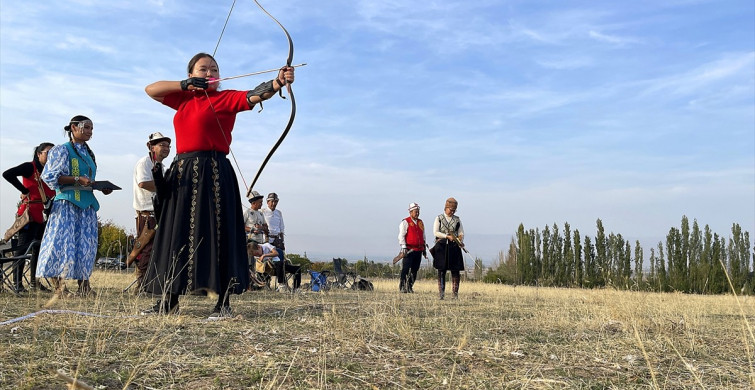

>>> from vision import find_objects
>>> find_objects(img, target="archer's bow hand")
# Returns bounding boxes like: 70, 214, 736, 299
277, 66, 295, 87
180, 77, 209, 91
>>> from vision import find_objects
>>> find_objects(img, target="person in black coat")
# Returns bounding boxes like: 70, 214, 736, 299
431, 197, 465, 299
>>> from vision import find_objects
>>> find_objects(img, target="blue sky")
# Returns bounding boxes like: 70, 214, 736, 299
1, 0, 753, 264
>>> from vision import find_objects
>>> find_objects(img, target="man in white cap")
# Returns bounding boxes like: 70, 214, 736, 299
130, 131, 171, 289
263, 192, 300, 292
244, 190, 267, 245
262, 192, 285, 260
397, 202, 426, 293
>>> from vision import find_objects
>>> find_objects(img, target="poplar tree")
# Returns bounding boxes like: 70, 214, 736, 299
648, 247, 657, 290
623, 240, 632, 287
679, 216, 691, 292
583, 236, 596, 288
574, 229, 583, 287
541, 224, 552, 284
709, 234, 727, 293
551, 223, 563, 286
562, 222, 573, 286
531, 229, 541, 282
657, 241, 667, 292
689, 220, 703, 293
634, 240, 643, 289
595, 219, 607, 286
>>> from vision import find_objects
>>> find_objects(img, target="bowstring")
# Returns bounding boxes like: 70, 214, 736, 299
206, 0, 249, 192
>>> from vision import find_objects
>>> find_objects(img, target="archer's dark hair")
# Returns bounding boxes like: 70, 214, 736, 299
32, 142, 54, 165
64, 115, 96, 166
187, 52, 218, 75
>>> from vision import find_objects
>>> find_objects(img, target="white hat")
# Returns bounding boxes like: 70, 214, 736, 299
408, 202, 420, 211
147, 132, 171, 145
247, 190, 263, 202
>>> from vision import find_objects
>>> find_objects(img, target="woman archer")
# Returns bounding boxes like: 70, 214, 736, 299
141, 53, 294, 318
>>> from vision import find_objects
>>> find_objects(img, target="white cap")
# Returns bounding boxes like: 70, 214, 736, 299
408, 202, 420, 211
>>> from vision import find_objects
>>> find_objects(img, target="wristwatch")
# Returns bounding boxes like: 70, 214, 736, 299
74, 176, 80, 185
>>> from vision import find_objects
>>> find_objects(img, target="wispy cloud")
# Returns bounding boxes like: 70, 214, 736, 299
1, 0, 752, 262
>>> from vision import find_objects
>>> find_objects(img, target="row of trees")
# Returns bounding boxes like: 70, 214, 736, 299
484, 216, 752, 294
96, 216, 753, 295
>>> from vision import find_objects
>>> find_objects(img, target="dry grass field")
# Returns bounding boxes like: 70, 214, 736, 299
0, 270, 753, 389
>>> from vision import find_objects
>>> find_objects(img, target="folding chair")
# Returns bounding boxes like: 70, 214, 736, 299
331, 258, 357, 289
273, 257, 302, 292
249, 257, 274, 291
0, 239, 40, 295
307, 270, 329, 292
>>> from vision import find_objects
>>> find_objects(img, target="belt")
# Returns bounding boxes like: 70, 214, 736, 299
137, 210, 154, 216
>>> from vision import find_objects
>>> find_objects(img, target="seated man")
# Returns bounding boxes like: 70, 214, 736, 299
249, 242, 301, 292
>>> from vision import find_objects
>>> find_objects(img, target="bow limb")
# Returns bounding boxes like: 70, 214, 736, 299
248, 0, 296, 196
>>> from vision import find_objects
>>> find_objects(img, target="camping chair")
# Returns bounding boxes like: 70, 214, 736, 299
249, 257, 274, 291
273, 257, 302, 292
0, 239, 40, 294
331, 258, 356, 289
308, 270, 329, 292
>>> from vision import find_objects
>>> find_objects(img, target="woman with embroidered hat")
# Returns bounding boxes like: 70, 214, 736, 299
431, 197, 465, 299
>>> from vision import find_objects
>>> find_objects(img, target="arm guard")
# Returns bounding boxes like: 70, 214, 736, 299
246, 80, 277, 112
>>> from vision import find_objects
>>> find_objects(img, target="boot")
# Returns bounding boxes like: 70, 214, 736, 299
77, 279, 96, 297
51, 277, 71, 298
13, 263, 25, 293
452, 274, 460, 299
438, 271, 446, 300
30, 278, 51, 292
399, 279, 407, 293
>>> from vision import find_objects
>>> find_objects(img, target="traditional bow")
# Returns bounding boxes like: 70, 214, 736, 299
247, 0, 296, 197
210, 0, 296, 197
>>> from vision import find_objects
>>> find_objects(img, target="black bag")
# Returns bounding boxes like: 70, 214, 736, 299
429, 240, 440, 259
151, 161, 168, 222
271, 236, 285, 251
352, 278, 374, 291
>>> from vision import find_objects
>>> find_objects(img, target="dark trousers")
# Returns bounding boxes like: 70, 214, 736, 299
399, 250, 422, 292
14, 222, 44, 288
274, 260, 301, 289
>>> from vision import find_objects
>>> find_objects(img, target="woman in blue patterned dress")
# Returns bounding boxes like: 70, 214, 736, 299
36, 115, 112, 296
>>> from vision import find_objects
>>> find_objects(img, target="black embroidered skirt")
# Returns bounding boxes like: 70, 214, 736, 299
143, 151, 249, 296
431, 239, 465, 271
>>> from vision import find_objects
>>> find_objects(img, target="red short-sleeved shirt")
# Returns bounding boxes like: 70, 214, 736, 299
163, 90, 250, 154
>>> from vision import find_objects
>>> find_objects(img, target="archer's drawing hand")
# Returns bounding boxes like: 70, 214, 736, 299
180, 77, 208, 91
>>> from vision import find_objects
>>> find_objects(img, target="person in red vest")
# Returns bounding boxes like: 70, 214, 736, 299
2, 142, 56, 292
397, 202, 427, 293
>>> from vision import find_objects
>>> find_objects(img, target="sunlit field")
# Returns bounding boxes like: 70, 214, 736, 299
1, 270, 753, 389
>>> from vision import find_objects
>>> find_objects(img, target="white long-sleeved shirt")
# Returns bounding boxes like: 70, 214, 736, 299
398, 217, 426, 249
433, 213, 464, 241
262, 208, 285, 236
